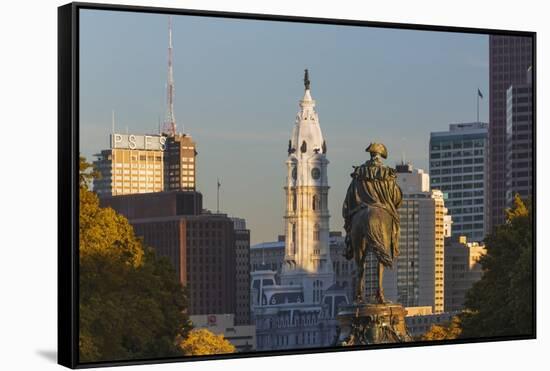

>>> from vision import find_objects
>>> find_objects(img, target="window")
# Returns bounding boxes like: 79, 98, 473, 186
313, 224, 320, 241
312, 195, 318, 211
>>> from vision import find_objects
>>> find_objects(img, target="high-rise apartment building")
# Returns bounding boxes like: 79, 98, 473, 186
381, 163, 447, 314
444, 236, 486, 312
506, 67, 533, 206
488, 35, 533, 231
429, 122, 488, 241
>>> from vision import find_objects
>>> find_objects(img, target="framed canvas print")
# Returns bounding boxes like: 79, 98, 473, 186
58, 2, 536, 368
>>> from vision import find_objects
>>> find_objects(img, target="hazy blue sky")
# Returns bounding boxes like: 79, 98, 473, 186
80, 9, 489, 244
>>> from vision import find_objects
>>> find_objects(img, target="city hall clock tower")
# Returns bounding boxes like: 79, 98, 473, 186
281, 70, 334, 304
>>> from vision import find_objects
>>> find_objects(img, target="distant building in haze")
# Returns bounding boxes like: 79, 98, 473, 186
430, 122, 488, 241
488, 35, 533, 231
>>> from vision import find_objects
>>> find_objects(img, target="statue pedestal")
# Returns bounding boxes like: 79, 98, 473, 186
336, 302, 411, 345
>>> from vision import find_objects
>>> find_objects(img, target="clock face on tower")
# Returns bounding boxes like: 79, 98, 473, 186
311, 167, 321, 180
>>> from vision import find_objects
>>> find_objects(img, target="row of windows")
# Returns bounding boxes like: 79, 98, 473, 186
430, 150, 484, 159
432, 174, 484, 183
435, 183, 484, 191
453, 223, 484, 230
431, 139, 485, 151
449, 207, 484, 214
452, 215, 484, 222
430, 164, 485, 173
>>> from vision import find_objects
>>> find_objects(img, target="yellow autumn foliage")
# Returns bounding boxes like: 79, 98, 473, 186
180, 329, 236, 356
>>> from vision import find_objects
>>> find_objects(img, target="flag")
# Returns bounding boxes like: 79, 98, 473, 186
478, 89, 483, 99
217, 178, 221, 189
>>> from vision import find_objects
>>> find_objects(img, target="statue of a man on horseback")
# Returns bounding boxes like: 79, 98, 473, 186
342, 143, 403, 304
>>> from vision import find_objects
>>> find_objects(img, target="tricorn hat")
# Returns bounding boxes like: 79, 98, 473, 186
366, 142, 388, 159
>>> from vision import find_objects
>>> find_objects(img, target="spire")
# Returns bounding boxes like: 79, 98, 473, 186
163, 16, 178, 137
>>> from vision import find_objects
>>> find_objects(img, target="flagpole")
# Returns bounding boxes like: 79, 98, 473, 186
477, 92, 479, 122
217, 178, 220, 213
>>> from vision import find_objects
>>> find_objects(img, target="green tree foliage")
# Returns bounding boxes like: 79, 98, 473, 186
79, 157, 191, 362
421, 316, 462, 341
179, 329, 236, 356
459, 195, 533, 339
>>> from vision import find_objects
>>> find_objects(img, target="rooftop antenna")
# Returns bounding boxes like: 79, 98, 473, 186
158, 115, 161, 135
162, 16, 178, 136
111, 110, 116, 134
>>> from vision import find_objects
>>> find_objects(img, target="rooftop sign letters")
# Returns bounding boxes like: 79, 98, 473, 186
110, 134, 166, 151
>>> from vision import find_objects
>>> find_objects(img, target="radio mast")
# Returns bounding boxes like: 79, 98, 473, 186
163, 16, 178, 136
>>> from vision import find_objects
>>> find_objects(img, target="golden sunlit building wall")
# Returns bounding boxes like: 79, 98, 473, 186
93, 133, 197, 196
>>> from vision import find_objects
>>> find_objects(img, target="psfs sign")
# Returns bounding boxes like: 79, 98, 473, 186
111, 134, 166, 151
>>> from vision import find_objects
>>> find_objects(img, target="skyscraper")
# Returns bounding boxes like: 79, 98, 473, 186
429, 122, 488, 241
505, 67, 533, 206
381, 163, 447, 314
488, 35, 533, 231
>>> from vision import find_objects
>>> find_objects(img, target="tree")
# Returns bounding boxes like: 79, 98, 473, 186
459, 195, 533, 339
79, 157, 192, 362
179, 329, 236, 356
421, 316, 462, 341
79, 155, 99, 189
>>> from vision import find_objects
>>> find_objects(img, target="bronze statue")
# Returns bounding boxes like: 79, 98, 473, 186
342, 143, 402, 304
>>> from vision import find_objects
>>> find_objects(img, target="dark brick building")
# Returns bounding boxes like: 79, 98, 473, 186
100, 191, 250, 321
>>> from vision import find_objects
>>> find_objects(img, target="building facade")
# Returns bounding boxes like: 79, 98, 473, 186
93, 134, 166, 197
429, 122, 488, 241
381, 163, 447, 313
250, 232, 354, 301
505, 67, 533, 206
232, 218, 252, 325
164, 134, 197, 191
93, 133, 196, 196
488, 35, 533, 231
251, 72, 347, 351
444, 236, 486, 312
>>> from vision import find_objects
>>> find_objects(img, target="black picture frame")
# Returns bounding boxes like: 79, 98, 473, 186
58, 2, 536, 369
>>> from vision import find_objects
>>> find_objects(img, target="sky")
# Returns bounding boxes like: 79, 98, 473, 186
79, 9, 489, 245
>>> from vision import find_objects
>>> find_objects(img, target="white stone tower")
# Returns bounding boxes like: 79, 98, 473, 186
281, 70, 334, 304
